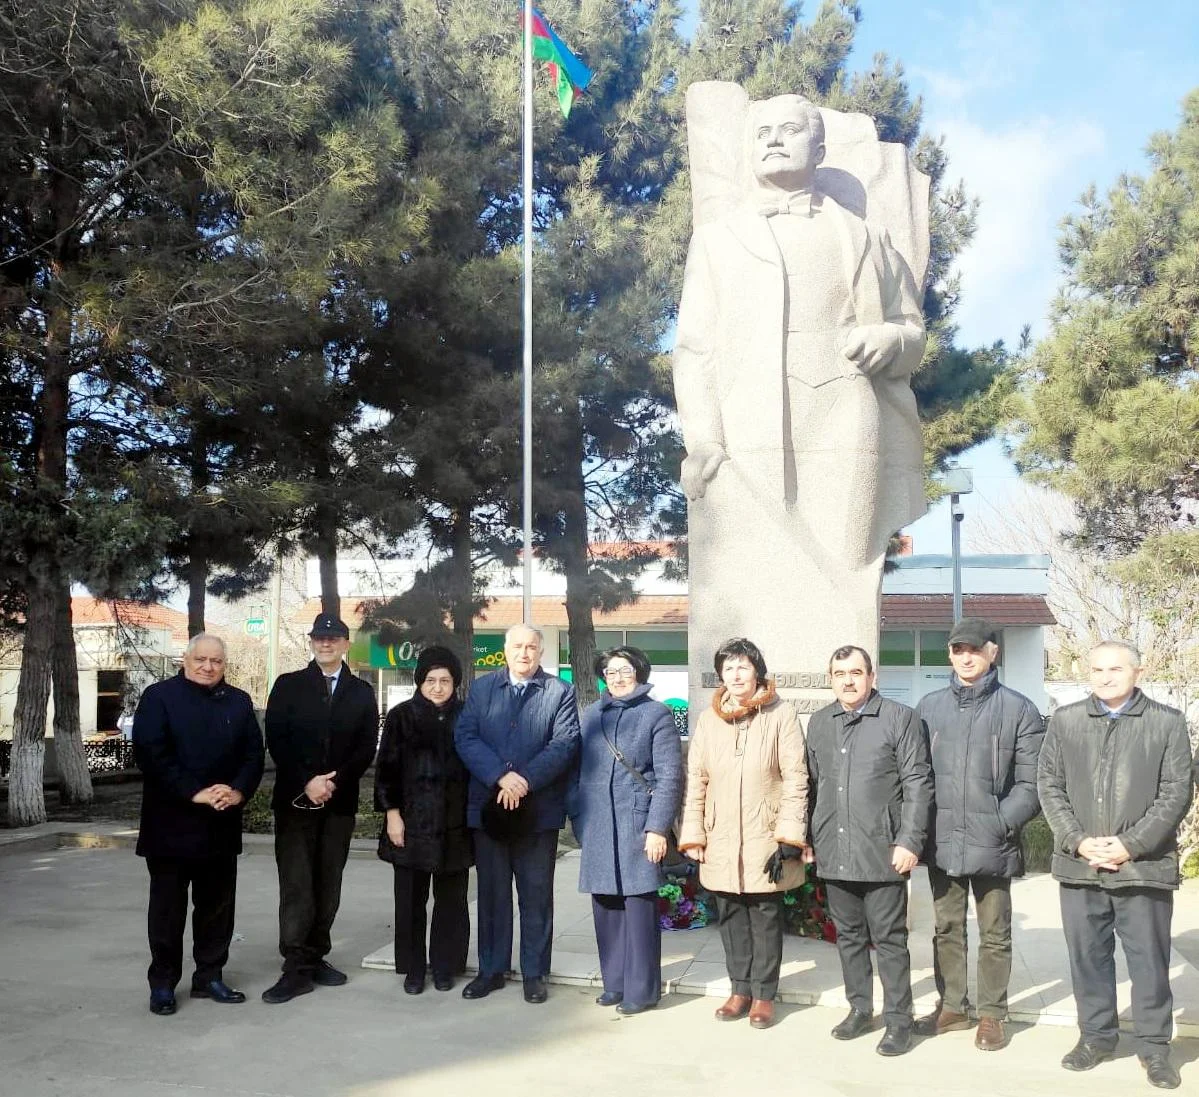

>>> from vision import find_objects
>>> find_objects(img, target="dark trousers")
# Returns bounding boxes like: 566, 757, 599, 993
392, 865, 470, 978
273, 809, 356, 975
713, 892, 783, 1001
145, 855, 237, 991
825, 879, 913, 1026
1060, 883, 1175, 1052
473, 828, 558, 978
928, 866, 1013, 1018
592, 893, 662, 1007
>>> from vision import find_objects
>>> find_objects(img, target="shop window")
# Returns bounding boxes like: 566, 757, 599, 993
879, 630, 915, 666
626, 629, 688, 666
920, 630, 951, 667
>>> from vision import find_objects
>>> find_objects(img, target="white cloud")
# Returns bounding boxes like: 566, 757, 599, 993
929, 113, 1106, 348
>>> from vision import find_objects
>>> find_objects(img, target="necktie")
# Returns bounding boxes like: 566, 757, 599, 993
325, 675, 335, 697
513, 682, 526, 699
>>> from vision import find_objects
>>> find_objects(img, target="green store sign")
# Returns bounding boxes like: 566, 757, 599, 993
356, 632, 507, 671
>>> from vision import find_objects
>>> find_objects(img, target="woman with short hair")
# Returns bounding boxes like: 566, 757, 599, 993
676, 637, 809, 1030
572, 646, 683, 1015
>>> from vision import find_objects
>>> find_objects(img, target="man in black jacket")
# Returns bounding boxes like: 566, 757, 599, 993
1039, 640, 1193, 1091
914, 617, 1044, 1051
134, 633, 265, 1016
262, 613, 379, 1004
806, 645, 933, 1058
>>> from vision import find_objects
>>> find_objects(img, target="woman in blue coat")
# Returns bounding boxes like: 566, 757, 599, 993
572, 646, 683, 1015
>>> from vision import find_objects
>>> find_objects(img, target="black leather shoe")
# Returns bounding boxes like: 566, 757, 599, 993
432, 972, 454, 992
149, 989, 176, 1016
831, 1008, 874, 1040
189, 979, 246, 1004
1141, 1053, 1182, 1090
312, 960, 347, 987
596, 991, 623, 1007
616, 1000, 657, 1016
1061, 1039, 1116, 1072
876, 1025, 913, 1057
261, 973, 315, 1005
403, 973, 425, 995
461, 973, 506, 1000
523, 976, 548, 1004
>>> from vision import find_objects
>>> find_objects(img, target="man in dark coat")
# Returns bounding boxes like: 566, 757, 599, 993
914, 617, 1045, 1051
806, 644, 932, 1058
261, 613, 378, 1004
134, 633, 264, 1016
1039, 640, 1194, 1091
454, 624, 580, 1004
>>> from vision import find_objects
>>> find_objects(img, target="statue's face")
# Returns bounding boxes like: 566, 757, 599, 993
751, 101, 824, 189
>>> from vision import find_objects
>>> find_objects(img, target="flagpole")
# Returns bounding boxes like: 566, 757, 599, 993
521, 0, 535, 627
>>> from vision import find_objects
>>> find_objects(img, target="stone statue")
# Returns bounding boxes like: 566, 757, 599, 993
673, 83, 930, 718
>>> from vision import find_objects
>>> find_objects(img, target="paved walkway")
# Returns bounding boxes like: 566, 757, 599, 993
364, 848, 1199, 1037
1, 827, 1196, 1097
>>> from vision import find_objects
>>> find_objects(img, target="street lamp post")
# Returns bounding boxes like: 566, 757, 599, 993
944, 468, 974, 623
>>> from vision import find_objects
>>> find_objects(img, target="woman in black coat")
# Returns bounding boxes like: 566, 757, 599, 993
374, 646, 472, 994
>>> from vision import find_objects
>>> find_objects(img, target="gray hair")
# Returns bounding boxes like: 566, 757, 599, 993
1090, 639, 1142, 666
186, 632, 227, 658
505, 623, 544, 646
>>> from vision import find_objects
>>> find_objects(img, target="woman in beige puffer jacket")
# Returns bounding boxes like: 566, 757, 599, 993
677, 638, 808, 1029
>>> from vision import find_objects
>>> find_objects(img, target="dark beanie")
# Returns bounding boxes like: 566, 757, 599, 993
414, 645, 463, 689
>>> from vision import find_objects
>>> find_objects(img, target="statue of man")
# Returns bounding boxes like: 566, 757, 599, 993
673, 92, 927, 705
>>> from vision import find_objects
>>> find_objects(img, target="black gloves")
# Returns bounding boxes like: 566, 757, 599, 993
763, 842, 806, 884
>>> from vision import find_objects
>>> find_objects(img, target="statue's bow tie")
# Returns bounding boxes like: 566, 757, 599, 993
760, 195, 815, 218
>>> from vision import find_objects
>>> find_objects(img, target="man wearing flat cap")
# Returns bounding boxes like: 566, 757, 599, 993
914, 617, 1044, 1050
262, 613, 379, 1004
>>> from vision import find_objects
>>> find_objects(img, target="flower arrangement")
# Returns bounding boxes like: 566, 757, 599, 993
656, 862, 715, 930
782, 863, 837, 942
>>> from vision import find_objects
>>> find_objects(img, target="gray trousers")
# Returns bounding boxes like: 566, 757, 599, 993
713, 892, 783, 1001
1060, 883, 1175, 1053
928, 866, 1013, 1018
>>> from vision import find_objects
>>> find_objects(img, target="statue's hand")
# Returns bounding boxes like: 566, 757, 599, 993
842, 324, 904, 376
681, 444, 727, 501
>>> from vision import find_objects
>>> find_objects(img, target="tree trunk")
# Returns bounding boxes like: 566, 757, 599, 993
186, 545, 209, 638
9, 579, 53, 826
449, 507, 476, 687
315, 502, 340, 620
561, 423, 599, 707
52, 582, 93, 805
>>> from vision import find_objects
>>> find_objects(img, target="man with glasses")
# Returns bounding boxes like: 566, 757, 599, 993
454, 624, 580, 1004
133, 633, 264, 1016
262, 613, 379, 1004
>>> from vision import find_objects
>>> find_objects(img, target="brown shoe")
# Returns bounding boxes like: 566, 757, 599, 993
715, 994, 751, 1021
914, 1006, 973, 1036
975, 1017, 1008, 1050
748, 999, 775, 1029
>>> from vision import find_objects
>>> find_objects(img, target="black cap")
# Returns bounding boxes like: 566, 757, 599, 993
309, 613, 350, 639
948, 617, 998, 648
415, 645, 463, 689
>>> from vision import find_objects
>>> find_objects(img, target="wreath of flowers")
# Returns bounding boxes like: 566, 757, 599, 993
657, 861, 835, 941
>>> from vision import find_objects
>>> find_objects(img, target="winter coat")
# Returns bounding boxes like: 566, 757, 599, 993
454, 668, 581, 831
134, 672, 264, 860
374, 692, 471, 874
916, 668, 1045, 878
677, 681, 808, 894
1038, 690, 1194, 890
806, 690, 932, 883
265, 661, 379, 816
571, 684, 684, 896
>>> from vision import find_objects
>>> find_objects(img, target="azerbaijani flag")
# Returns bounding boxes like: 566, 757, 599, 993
529, 7, 593, 118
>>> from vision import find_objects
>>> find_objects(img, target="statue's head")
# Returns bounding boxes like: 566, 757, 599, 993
747, 94, 826, 192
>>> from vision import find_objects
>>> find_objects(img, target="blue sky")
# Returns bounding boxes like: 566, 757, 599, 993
678, 1, 1199, 551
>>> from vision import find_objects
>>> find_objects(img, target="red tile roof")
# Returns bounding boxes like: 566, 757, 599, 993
881, 595, 1057, 628
71, 598, 190, 643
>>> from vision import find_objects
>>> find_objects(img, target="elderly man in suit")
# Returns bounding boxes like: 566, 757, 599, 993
454, 624, 580, 1004
134, 633, 264, 1016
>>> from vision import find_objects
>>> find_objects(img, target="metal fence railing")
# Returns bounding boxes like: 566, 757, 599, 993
0, 737, 137, 778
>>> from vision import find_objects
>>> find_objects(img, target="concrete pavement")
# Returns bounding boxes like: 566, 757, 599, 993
0, 831, 1196, 1097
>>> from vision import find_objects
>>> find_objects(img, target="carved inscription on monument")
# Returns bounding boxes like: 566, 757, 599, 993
701, 671, 831, 690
